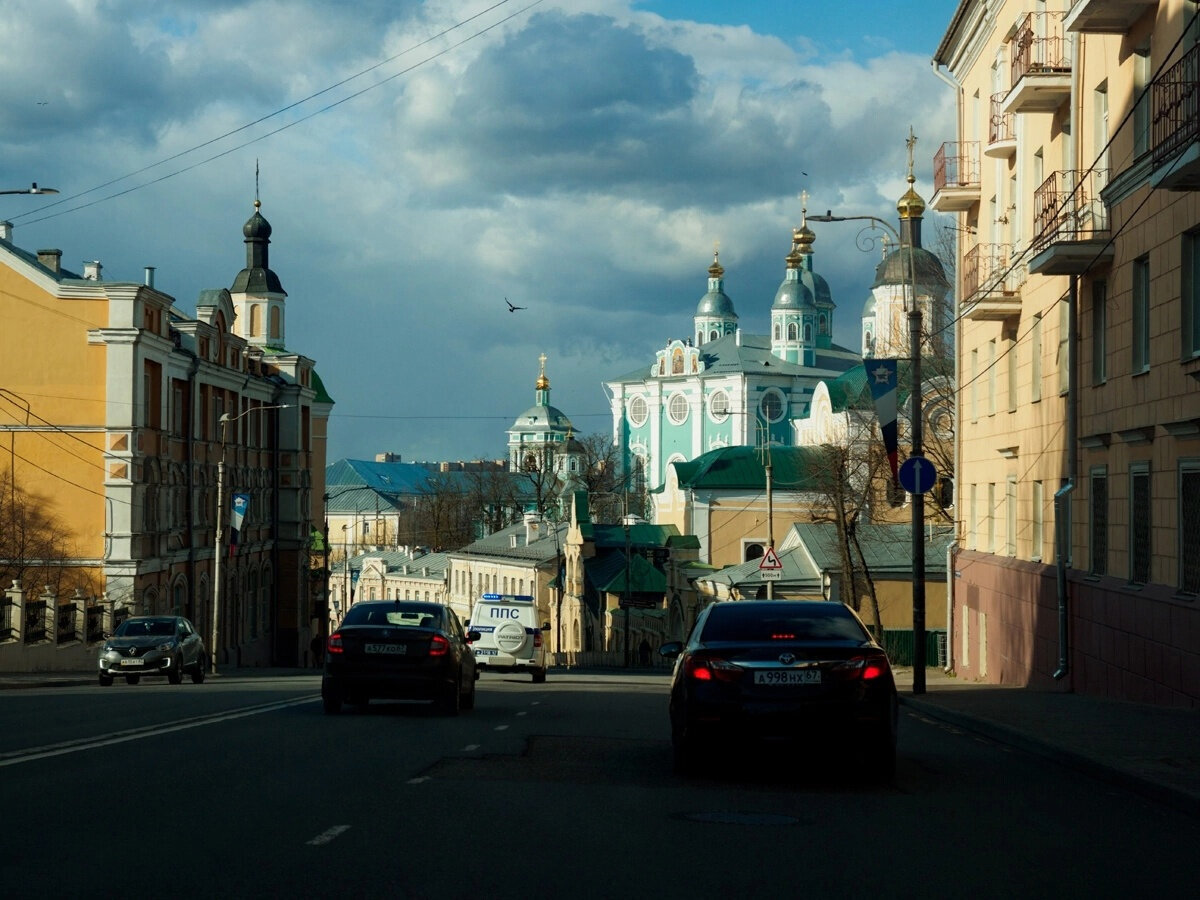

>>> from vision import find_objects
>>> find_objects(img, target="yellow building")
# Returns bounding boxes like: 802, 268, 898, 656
933, 0, 1199, 704
0, 201, 331, 671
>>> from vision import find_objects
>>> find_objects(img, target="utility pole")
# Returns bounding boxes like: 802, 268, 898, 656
765, 446, 774, 601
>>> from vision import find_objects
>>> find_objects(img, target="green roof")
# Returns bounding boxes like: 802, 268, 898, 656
671, 445, 832, 492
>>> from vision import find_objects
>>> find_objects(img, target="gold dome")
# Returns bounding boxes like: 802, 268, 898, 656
897, 175, 926, 220
708, 248, 725, 279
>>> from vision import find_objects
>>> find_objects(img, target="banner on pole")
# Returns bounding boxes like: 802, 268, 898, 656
867, 359, 900, 485
229, 493, 250, 556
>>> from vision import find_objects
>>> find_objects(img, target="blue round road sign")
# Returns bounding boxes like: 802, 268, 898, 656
899, 455, 937, 495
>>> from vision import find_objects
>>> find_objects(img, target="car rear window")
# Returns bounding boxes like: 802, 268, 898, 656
700, 603, 870, 643
342, 604, 441, 628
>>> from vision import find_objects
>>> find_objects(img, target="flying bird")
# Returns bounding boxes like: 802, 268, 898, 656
505, 297, 526, 312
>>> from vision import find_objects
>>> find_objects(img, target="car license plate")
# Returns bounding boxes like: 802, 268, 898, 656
475, 649, 498, 656
120, 658, 145, 666
754, 669, 820, 685
365, 643, 405, 655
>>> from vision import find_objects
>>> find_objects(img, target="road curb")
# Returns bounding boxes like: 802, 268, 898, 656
900, 695, 1200, 818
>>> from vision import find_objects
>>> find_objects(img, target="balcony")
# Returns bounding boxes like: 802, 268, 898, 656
1003, 12, 1072, 114
985, 93, 1016, 159
1064, 0, 1156, 33
963, 242, 1024, 321
1150, 41, 1200, 191
1029, 168, 1114, 275
930, 141, 981, 212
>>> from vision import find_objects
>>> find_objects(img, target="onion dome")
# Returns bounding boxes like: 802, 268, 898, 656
695, 249, 737, 318
231, 200, 286, 295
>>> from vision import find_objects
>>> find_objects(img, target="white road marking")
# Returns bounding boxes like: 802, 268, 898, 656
463, 744, 480, 751
516, 711, 527, 717
307, 825, 351, 846
0, 696, 317, 768
407, 776, 431, 784
494, 724, 509, 731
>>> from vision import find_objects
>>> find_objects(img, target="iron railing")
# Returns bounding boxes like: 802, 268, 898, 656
963, 242, 1021, 299
1152, 41, 1200, 171
990, 92, 1015, 145
1033, 168, 1110, 251
1011, 12, 1071, 86
933, 141, 980, 192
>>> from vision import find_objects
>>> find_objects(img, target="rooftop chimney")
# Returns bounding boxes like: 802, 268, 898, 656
144, 266, 155, 288
37, 249, 62, 273
524, 512, 542, 545
83, 260, 102, 281
0, 221, 12, 242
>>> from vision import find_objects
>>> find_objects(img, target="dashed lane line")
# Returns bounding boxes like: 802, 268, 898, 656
307, 825, 351, 846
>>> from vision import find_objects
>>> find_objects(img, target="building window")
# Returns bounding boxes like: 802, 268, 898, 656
708, 390, 730, 424
1005, 476, 1017, 556
627, 395, 648, 427
1032, 480, 1044, 562
987, 339, 997, 415
1130, 463, 1150, 585
1133, 255, 1150, 374
1183, 230, 1200, 359
773, 323, 781, 340
1092, 280, 1107, 384
1058, 297, 1070, 394
709, 329, 719, 342
787, 322, 797, 341
667, 392, 689, 425
1133, 47, 1152, 157
970, 349, 979, 423
1181, 461, 1200, 593
1006, 334, 1017, 413
759, 389, 785, 423
1031, 313, 1043, 402
1090, 467, 1108, 576
986, 483, 996, 553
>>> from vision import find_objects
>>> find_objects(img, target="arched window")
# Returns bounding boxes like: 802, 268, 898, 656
773, 323, 781, 340
250, 305, 262, 337
819, 313, 828, 335
804, 323, 813, 342
787, 322, 798, 340
269, 306, 281, 339
709, 329, 718, 342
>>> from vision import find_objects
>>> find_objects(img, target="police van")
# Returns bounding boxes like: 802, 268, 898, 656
468, 593, 549, 682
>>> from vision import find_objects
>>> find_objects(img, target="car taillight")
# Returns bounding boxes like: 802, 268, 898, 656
429, 634, 450, 657
837, 653, 890, 680
533, 631, 543, 649
684, 656, 742, 683
327, 634, 344, 655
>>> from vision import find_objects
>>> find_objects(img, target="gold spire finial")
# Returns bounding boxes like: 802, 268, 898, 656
708, 241, 724, 279
536, 353, 549, 391
905, 126, 917, 184
898, 126, 925, 220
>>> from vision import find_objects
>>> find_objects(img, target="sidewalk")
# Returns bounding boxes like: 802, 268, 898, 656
894, 666, 1200, 817
3, 665, 1197, 815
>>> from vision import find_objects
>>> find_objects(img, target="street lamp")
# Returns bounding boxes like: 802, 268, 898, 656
810, 199, 927, 695
0, 183, 59, 195
212, 403, 290, 675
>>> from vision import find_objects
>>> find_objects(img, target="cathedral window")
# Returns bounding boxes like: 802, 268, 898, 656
708, 390, 730, 424
787, 322, 797, 341
627, 395, 648, 427
819, 314, 828, 335
667, 392, 689, 425
760, 389, 785, 423
709, 329, 718, 342
803, 323, 813, 342
671, 348, 684, 375
773, 323, 781, 340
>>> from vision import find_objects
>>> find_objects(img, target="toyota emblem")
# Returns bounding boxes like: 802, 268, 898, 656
778, 652, 795, 665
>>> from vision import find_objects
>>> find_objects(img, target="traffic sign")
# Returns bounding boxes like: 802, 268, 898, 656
758, 547, 783, 570
899, 455, 938, 495
759, 570, 782, 581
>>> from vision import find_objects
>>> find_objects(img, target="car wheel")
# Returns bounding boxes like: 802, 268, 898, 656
125, 674, 141, 685
98, 673, 113, 687
461, 674, 476, 710
531, 667, 547, 683
167, 658, 183, 685
322, 687, 343, 716
191, 657, 207, 684
437, 677, 461, 716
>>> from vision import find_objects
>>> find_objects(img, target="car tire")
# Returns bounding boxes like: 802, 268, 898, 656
531, 667, 546, 683
322, 687, 342, 715
191, 657, 206, 684
168, 658, 183, 684
461, 674, 476, 710
125, 674, 141, 685
437, 677, 461, 716
98, 673, 113, 686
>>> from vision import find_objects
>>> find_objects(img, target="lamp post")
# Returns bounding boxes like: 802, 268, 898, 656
809, 203, 926, 694
0, 183, 59, 196
212, 403, 290, 675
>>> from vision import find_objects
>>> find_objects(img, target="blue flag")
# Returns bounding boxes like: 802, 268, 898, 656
229, 493, 250, 556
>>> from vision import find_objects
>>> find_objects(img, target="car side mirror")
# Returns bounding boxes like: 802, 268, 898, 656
659, 641, 683, 659
467, 630, 481, 643
541, 622, 551, 632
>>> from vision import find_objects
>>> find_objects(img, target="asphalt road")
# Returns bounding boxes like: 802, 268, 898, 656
1, 672, 1195, 899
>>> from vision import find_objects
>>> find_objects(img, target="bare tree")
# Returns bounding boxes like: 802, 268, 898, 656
0, 470, 93, 599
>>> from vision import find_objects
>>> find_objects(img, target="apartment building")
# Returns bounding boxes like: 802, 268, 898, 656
0, 201, 332, 670
933, 0, 1199, 705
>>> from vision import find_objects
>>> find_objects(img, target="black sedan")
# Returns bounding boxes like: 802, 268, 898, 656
322, 600, 479, 715
660, 600, 898, 780
98, 615, 207, 685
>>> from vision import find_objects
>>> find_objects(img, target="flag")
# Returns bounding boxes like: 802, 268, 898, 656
229, 493, 250, 556
867, 359, 900, 485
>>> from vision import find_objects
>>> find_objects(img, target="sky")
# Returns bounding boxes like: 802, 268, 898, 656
1, 0, 961, 465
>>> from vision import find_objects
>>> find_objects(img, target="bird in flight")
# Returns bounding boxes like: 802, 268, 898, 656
505, 297, 526, 312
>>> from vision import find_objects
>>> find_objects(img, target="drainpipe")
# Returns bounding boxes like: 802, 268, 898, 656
185, 354, 200, 621
1053, 275, 1079, 681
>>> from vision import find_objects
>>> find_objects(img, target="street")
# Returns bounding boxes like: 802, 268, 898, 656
1, 672, 1195, 899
